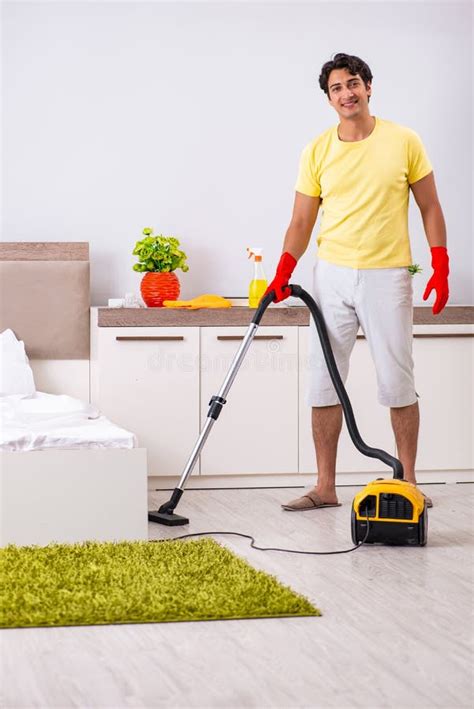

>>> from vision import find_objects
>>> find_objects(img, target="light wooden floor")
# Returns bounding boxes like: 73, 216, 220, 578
1, 483, 473, 709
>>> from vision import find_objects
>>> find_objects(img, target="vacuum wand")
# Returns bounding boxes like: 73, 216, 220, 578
148, 286, 403, 526
148, 295, 273, 526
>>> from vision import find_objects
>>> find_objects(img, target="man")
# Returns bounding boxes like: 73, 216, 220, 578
264, 53, 449, 511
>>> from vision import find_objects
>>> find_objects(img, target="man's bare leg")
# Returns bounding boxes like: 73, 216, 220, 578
311, 404, 343, 503
390, 401, 419, 484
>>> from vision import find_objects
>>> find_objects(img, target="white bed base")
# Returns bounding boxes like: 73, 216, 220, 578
0, 448, 148, 547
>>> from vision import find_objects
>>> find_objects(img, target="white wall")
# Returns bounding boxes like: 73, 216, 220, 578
2, 0, 472, 305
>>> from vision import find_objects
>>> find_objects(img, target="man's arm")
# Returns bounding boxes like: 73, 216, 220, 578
283, 192, 321, 260
410, 172, 447, 247
410, 171, 450, 314
263, 192, 321, 302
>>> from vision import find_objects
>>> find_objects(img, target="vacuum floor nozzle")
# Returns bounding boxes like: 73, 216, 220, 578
148, 511, 190, 526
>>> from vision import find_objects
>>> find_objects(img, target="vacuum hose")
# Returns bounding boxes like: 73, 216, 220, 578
253, 285, 404, 480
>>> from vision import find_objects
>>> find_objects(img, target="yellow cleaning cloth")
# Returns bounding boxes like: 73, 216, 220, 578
163, 294, 232, 309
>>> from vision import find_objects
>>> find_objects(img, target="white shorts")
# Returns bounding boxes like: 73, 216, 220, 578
307, 259, 417, 408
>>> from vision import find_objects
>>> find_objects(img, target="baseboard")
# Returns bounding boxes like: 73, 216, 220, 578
149, 470, 474, 490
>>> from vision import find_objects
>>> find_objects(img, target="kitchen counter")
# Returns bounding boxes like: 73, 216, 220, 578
97, 304, 474, 330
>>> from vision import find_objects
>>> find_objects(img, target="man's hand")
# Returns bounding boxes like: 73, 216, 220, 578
423, 246, 449, 315
263, 252, 297, 303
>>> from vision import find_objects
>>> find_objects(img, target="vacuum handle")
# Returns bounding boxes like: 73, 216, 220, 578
251, 285, 294, 323
251, 289, 279, 324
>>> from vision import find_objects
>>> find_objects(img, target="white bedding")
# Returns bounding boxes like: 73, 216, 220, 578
0, 392, 137, 452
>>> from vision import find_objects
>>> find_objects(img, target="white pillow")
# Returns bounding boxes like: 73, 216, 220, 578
0, 329, 36, 397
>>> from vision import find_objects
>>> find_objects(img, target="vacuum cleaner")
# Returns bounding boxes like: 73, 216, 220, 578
149, 285, 428, 547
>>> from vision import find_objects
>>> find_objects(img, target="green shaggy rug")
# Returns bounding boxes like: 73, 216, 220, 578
0, 538, 320, 628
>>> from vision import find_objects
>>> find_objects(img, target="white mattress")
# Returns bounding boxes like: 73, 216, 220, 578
0, 392, 137, 452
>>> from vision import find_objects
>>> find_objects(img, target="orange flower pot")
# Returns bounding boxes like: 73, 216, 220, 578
140, 272, 180, 307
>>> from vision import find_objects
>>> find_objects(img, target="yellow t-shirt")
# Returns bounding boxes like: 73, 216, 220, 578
295, 116, 433, 268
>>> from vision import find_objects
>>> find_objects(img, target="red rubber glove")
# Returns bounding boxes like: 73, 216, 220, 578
263, 252, 297, 303
423, 246, 450, 315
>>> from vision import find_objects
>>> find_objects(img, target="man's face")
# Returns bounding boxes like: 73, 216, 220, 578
327, 68, 371, 119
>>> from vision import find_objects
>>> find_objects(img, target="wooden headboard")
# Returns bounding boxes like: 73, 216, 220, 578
0, 242, 90, 399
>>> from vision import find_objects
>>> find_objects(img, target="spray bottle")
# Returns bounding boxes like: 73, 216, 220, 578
247, 247, 268, 308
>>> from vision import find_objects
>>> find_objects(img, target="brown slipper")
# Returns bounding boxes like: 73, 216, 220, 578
421, 492, 433, 508
281, 489, 341, 512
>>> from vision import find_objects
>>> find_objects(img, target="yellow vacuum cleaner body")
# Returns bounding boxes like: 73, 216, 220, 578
351, 479, 428, 546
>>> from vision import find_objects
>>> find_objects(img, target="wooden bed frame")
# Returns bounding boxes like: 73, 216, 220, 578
0, 242, 148, 546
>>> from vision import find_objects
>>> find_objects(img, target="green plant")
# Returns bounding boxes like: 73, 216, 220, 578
132, 228, 189, 273
408, 263, 423, 276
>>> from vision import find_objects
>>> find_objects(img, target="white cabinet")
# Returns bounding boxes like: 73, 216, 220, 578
200, 326, 298, 475
91, 323, 200, 476
91, 309, 473, 480
412, 336, 473, 471
298, 328, 396, 474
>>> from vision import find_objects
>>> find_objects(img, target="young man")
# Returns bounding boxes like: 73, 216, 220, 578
264, 53, 449, 511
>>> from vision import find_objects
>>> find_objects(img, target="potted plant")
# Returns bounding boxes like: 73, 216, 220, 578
133, 228, 189, 307
408, 263, 423, 276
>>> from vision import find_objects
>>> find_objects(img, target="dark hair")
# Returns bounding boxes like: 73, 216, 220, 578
319, 53, 373, 99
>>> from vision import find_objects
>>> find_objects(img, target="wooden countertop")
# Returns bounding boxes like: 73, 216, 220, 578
97, 305, 474, 327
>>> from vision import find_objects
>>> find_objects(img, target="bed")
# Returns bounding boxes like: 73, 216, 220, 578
0, 242, 147, 546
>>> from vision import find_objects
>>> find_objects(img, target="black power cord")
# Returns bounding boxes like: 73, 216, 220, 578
152, 518, 371, 556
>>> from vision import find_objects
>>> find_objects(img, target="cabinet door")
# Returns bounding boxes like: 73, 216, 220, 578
200, 326, 298, 475
413, 336, 473, 471
95, 327, 200, 476
299, 327, 396, 474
